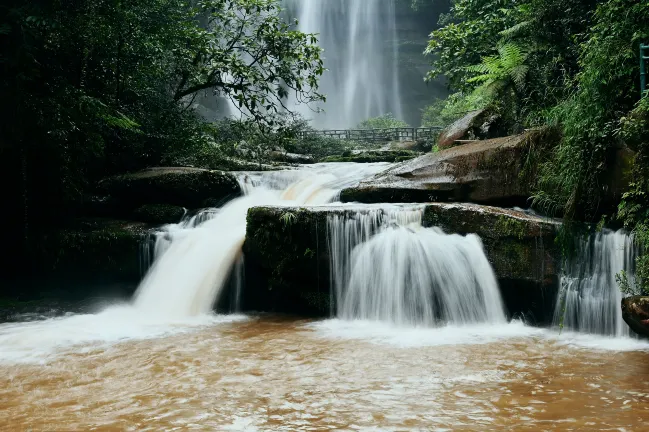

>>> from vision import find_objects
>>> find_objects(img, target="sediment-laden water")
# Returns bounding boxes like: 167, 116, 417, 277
2, 163, 648, 430
2, 317, 649, 431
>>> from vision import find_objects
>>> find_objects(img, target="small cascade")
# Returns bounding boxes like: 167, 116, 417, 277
328, 208, 507, 326
140, 209, 218, 275
132, 163, 389, 318
554, 229, 637, 337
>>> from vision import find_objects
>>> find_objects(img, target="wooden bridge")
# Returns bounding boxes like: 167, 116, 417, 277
297, 127, 443, 142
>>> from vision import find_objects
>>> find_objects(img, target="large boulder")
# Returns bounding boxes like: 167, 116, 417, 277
341, 132, 540, 206
621, 296, 649, 338
99, 167, 240, 209
244, 203, 560, 323
437, 108, 504, 150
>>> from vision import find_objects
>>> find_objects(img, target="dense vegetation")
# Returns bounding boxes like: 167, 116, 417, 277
0, 0, 325, 274
424, 0, 649, 293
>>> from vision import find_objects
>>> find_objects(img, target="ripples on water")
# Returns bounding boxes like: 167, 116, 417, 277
2, 314, 649, 431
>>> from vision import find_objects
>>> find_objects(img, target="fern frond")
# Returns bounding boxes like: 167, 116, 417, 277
499, 20, 532, 38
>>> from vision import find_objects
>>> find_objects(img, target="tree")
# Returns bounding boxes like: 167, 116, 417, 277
173, 0, 325, 127
0, 0, 325, 275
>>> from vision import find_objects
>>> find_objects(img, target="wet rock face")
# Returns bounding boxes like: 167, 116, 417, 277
244, 204, 561, 322
622, 296, 649, 337
35, 219, 151, 288
132, 204, 185, 225
340, 133, 536, 207
99, 167, 241, 209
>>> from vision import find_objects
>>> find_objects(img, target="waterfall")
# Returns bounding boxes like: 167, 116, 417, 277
328, 208, 507, 326
132, 163, 390, 318
554, 229, 638, 337
283, 0, 403, 128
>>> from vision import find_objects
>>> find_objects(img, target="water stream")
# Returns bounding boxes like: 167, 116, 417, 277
554, 229, 638, 337
2, 163, 649, 430
327, 207, 505, 325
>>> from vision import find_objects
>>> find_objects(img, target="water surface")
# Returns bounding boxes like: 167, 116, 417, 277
2, 316, 649, 431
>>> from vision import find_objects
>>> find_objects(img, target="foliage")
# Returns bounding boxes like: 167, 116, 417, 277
356, 114, 410, 130
425, 0, 522, 93
0, 0, 324, 272
534, 0, 649, 220
466, 43, 529, 97
426, 0, 597, 126
174, 0, 325, 128
421, 91, 488, 127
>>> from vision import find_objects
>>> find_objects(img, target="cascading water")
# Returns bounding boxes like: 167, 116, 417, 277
328, 208, 507, 326
553, 229, 638, 337
133, 163, 391, 318
282, 0, 403, 128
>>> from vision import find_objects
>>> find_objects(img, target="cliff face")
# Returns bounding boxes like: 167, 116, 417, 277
394, 0, 450, 126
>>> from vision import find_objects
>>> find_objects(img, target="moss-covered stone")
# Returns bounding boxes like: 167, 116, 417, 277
322, 150, 420, 163
35, 218, 151, 285
244, 203, 562, 323
243, 207, 332, 316
99, 167, 240, 209
421, 203, 560, 287
132, 204, 185, 225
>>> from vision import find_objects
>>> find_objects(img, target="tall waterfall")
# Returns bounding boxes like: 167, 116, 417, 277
554, 229, 637, 337
328, 208, 507, 326
283, 0, 403, 128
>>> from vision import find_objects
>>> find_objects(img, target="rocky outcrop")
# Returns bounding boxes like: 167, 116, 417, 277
622, 296, 649, 338
132, 204, 186, 225
268, 151, 315, 164
437, 108, 504, 150
99, 167, 240, 210
341, 133, 537, 206
322, 150, 420, 163
244, 203, 560, 322
35, 219, 151, 286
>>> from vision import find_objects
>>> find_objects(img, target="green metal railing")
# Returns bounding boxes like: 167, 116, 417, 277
641, 43, 648, 97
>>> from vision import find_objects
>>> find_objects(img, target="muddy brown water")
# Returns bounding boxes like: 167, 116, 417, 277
1, 317, 649, 431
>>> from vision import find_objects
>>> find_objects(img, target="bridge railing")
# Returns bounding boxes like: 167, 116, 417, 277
297, 127, 443, 142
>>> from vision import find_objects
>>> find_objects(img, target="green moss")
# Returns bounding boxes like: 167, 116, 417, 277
494, 215, 528, 240
133, 204, 185, 225
322, 150, 420, 163
36, 219, 148, 282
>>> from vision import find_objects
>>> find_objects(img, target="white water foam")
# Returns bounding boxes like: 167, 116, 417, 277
0, 306, 246, 364
554, 229, 637, 337
0, 163, 390, 363
328, 208, 506, 326
308, 319, 540, 348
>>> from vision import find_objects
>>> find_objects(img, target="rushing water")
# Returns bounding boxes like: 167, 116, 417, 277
282, 0, 402, 128
554, 229, 638, 337
2, 318, 649, 431
2, 163, 649, 430
327, 207, 505, 325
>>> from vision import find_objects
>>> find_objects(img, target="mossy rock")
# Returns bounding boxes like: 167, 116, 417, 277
133, 204, 185, 225
322, 150, 420, 163
99, 167, 240, 209
244, 204, 562, 323
35, 219, 151, 285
